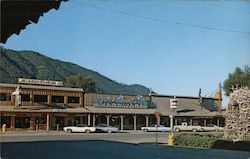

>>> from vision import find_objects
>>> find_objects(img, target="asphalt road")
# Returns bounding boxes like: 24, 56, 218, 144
1, 140, 250, 159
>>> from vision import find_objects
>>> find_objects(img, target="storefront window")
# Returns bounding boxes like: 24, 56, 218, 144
0, 93, 11, 101
34, 95, 47, 102
21, 94, 30, 101
52, 96, 64, 103
68, 96, 79, 103
73, 117, 80, 125
55, 117, 65, 127
35, 117, 45, 124
1, 117, 11, 128
15, 117, 30, 128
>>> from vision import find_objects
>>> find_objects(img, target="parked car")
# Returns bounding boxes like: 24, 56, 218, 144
174, 122, 202, 132
201, 124, 224, 132
63, 124, 96, 133
95, 124, 119, 133
141, 125, 171, 132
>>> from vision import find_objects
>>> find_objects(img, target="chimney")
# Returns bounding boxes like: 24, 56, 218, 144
215, 83, 222, 101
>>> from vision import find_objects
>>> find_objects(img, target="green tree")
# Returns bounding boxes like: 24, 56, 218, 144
223, 66, 250, 96
66, 74, 95, 92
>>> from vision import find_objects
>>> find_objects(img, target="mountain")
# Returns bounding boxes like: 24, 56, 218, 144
0, 48, 151, 96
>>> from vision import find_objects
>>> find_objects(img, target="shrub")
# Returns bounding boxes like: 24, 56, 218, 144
173, 134, 222, 148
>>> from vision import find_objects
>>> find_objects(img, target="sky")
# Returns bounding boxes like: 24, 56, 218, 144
3, 0, 250, 106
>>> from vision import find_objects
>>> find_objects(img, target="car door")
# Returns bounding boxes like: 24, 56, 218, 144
150, 125, 157, 131
76, 124, 86, 132
207, 125, 214, 131
73, 125, 82, 132
156, 125, 162, 131
103, 125, 108, 132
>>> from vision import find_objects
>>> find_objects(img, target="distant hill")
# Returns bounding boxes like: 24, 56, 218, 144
0, 48, 151, 95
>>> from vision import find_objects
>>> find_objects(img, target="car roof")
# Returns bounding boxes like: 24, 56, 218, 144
76, 124, 86, 126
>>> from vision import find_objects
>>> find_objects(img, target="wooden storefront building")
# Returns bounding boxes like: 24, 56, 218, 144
0, 79, 224, 131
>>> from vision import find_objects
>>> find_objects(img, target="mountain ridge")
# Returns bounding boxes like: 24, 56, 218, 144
0, 48, 151, 96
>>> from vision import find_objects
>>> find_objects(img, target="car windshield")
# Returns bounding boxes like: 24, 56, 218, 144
76, 124, 86, 127
207, 124, 214, 127
97, 124, 107, 127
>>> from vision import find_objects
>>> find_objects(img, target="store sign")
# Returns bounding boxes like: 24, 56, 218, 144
93, 95, 148, 109
18, 78, 63, 86
170, 96, 178, 109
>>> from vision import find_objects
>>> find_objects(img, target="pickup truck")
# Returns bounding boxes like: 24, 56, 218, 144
174, 122, 202, 132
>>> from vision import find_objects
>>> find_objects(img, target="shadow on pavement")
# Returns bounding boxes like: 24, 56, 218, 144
1, 140, 250, 159
212, 140, 250, 152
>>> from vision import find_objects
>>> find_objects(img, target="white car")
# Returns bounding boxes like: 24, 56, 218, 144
95, 124, 119, 133
201, 124, 224, 132
141, 125, 171, 132
63, 124, 96, 133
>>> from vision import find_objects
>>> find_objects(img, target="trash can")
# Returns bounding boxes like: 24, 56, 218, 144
2, 124, 6, 132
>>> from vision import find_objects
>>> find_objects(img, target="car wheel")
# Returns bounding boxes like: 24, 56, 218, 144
175, 128, 180, 132
67, 129, 72, 133
144, 129, 148, 132
85, 129, 90, 133
108, 129, 112, 133
192, 129, 197, 132
215, 129, 219, 132
201, 128, 204, 132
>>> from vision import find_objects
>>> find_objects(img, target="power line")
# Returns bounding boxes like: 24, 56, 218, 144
204, 88, 218, 97
70, 0, 250, 34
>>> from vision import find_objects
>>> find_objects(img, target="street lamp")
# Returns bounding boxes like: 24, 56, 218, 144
170, 96, 178, 132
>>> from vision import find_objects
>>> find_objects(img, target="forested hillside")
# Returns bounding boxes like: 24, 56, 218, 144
0, 48, 150, 95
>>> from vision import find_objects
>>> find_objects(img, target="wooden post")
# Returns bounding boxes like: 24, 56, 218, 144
79, 96, 83, 107
46, 113, 50, 131
133, 115, 137, 131
217, 118, 220, 126
106, 115, 110, 125
48, 95, 52, 104
145, 116, 149, 127
204, 119, 207, 126
11, 116, 15, 129
92, 114, 96, 126
30, 92, 33, 106
64, 95, 68, 105
157, 117, 160, 125
120, 115, 124, 131
88, 114, 91, 126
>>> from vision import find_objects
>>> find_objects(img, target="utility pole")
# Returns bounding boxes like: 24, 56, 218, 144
199, 88, 202, 109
